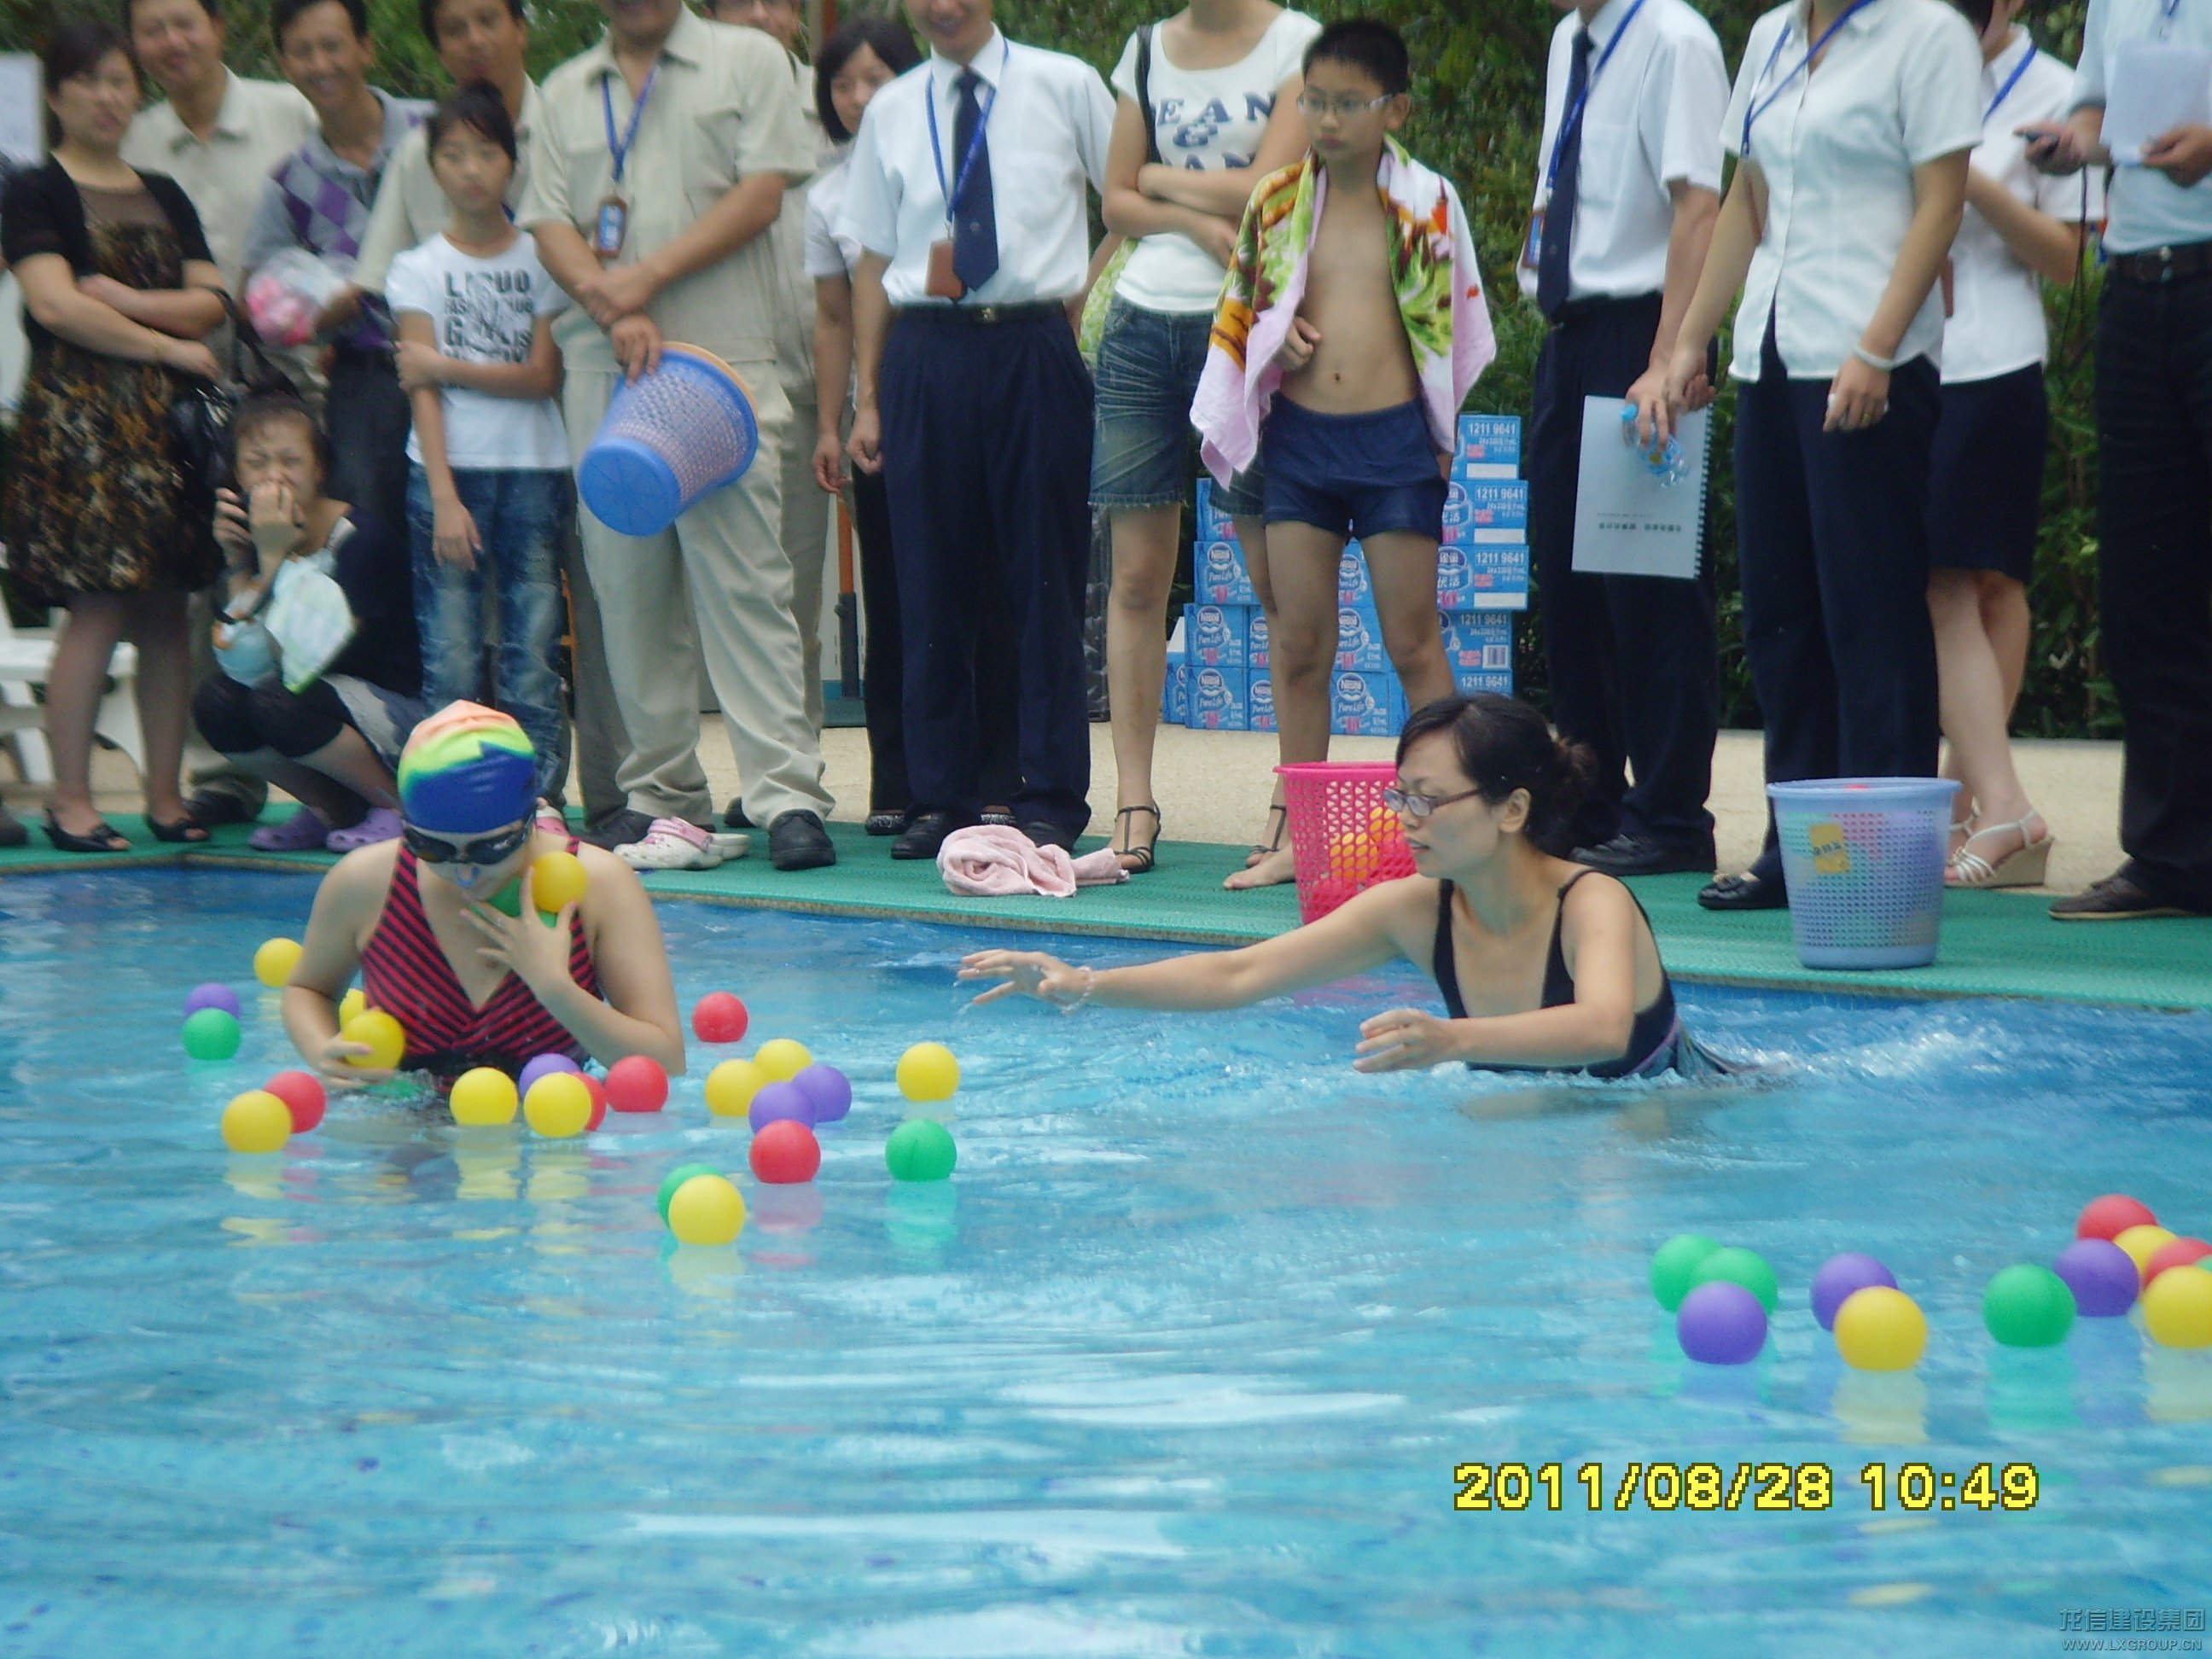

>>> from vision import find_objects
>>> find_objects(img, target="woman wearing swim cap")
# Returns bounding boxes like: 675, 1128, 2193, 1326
281, 701, 685, 1086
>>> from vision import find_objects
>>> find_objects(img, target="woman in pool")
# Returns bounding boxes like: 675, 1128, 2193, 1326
282, 701, 685, 1086
963, 694, 1723, 1077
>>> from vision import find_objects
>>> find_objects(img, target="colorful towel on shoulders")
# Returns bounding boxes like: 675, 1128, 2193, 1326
1193, 137, 1495, 485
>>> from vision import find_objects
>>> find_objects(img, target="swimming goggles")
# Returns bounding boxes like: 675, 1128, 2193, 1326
403, 818, 535, 867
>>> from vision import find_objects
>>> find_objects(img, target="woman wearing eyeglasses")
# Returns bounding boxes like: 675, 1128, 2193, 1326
280, 701, 684, 1087
962, 693, 1724, 1078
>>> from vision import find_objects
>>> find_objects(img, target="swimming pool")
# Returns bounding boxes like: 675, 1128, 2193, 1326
1, 868, 2208, 1656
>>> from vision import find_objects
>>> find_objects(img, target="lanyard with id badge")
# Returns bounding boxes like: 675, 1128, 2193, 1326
595, 63, 660, 259
1521, 0, 1650, 275
923, 44, 1007, 300
1738, 0, 1877, 159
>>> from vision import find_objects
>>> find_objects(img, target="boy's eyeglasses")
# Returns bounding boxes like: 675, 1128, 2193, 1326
403, 818, 534, 867
1296, 93, 1395, 119
1381, 784, 1487, 821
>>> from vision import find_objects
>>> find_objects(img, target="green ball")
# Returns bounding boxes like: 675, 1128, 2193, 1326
1650, 1233, 1723, 1311
885, 1118, 957, 1183
656, 1161, 722, 1223
1983, 1263, 2076, 1348
1688, 1246, 1779, 1314
181, 1006, 242, 1062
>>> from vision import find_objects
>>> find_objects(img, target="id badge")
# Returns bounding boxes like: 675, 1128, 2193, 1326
926, 238, 966, 301
1520, 209, 1545, 273
592, 195, 628, 260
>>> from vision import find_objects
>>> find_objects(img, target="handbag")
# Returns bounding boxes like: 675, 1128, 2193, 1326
1080, 23, 1162, 366
168, 298, 298, 570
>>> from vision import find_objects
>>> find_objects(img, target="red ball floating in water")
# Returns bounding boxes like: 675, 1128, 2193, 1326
2145, 1237, 2212, 1285
581, 1072, 608, 1131
2077, 1194, 2157, 1242
606, 1054, 669, 1114
264, 1069, 327, 1133
691, 992, 749, 1045
749, 1118, 821, 1185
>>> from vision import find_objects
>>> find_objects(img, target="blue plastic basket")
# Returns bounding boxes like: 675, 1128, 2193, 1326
577, 344, 760, 538
1767, 777, 1962, 969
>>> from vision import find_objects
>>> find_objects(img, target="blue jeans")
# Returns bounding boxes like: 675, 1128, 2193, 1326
405, 464, 574, 800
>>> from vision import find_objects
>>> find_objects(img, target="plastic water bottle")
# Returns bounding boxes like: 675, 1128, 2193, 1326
1620, 405, 1690, 487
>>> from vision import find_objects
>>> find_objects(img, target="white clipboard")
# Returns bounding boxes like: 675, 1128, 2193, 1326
1570, 398, 1708, 580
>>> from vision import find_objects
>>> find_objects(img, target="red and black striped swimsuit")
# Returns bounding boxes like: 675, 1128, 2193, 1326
359, 839, 602, 1079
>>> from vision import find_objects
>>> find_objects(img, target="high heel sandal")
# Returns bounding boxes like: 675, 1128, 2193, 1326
1948, 808, 1977, 859
1947, 811, 2052, 889
1245, 803, 1287, 869
1112, 804, 1161, 875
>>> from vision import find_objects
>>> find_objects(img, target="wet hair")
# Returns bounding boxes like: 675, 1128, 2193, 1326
271, 0, 367, 50
814, 15, 921, 143
426, 80, 515, 166
44, 19, 137, 148
122, 0, 222, 32
1394, 693, 1594, 857
1304, 18, 1411, 99
231, 391, 335, 481
418, 0, 523, 49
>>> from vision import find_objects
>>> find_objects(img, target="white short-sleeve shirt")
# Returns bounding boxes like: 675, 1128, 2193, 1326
1943, 32, 2101, 383
837, 31, 1115, 307
805, 153, 860, 278
1518, 0, 1730, 306
384, 230, 570, 470
2071, 0, 2212, 254
1720, 0, 1983, 381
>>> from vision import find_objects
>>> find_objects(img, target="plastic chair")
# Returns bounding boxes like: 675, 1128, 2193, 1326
0, 572, 146, 785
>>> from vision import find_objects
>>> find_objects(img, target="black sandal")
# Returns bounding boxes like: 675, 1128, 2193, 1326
1113, 804, 1161, 875
148, 812, 210, 844
1246, 802, 1287, 867
43, 811, 130, 853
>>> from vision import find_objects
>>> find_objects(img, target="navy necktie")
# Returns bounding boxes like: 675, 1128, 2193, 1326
1537, 28, 1593, 321
952, 68, 1000, 293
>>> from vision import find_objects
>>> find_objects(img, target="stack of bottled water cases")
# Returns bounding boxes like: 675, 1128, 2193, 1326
1165, 413, 1525, 734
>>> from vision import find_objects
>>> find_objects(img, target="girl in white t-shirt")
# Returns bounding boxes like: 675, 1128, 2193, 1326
1093, 1, 1322, 882
386, 82, 573, 806
1926, 0, 2097, 888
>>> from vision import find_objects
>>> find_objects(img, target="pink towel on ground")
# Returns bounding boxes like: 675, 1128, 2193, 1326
938, 825, 1129, 897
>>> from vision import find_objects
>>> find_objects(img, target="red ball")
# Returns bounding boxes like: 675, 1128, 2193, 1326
606, 1054, 669, 1114
581, 1073, 608, 1132
264, 1069, 327, 1133
692, 992, 749, 1045
2078, 1194, 2158, 1241
748, 1118, 820, 1185
2145, 1237, 2212, 1285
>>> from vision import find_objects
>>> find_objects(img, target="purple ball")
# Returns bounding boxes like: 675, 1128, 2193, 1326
1678, 1281, 1768, 1365
519, 1053, 581, 1094
748, 1080, 813, 1133
183, 982, 242, 1021
792, 1063, 852, 1125
2054, 1237, 2139, 1318
1812, 1252, 1899, 1331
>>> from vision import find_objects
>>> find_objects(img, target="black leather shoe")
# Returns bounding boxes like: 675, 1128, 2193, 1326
892, 810, 975, 860
1698, 870, 1788, 911
1572, 833, 1716, 877
723, 797, 754, 830
767, 810, 835, 870
579, 807, 657, 851
184, 788, 260, 827
2049, 872, 2203, 921
1021, 820, 1080, 853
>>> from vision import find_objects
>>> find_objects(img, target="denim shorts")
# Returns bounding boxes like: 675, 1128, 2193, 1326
1091, 298, 1263, 515
1260, 397, 1447, 541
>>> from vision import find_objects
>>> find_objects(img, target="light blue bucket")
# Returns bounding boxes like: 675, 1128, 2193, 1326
1767, 777, 1961, 970
577, 344, 759, 538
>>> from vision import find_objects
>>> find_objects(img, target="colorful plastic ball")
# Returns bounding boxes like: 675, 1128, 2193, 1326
1983, 1264, 2077, 1348
657, 1161, 723, 1221
451, 1067, 520, 1126
2142, 1263, 2212, 1349
341, 1009, 407, 1072
581, 1074, 607, 1132
184, 982, 242, 1020
667, 1173, 747, 1245
754, 1038, 813, 1082
2144, 1237, 2212, 1286
2115, 1224, 2180, 1279
792, 1063, 853, 1125
750, 1118, 822, 1185
605, 1054, 669, 1115
338, 987, 367, 1027
748, 1080, 812, 1133
1650, 1234, 1722, 1312
886, 1117, 957, 1182
1687, 1245, 1779, 1314
896, 1041, 960, 1103
182, 1006, 242, 1062
263, 1069, 327, 1133
2076, 1193, 2158, 1242
523, 1072, 592, 1138
2053, 1237, 2139, 1317
705, 1058, 768, 1118
253, 936, 304, 988
518, 1053, 580, 1094
1812, 1252, 1898, 1330
222, 1089, 293, 1153
692, 992, 749, 1045
530, 849, 588, 915
1833, 1286, 1928, 1371
1675, 1280, 1767, 1365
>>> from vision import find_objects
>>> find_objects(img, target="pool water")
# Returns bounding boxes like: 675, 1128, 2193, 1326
2, 870, 2209, 1656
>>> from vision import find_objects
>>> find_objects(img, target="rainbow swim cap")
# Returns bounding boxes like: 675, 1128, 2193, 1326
397, 701, 537, 835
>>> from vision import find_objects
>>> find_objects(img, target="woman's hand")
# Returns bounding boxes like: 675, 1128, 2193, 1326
1193, 215, 1237, 269
432, 493, 481, 570
958, 948, 1088, 1007
1276, 316, 1322, 374
247, 480, 305, 567
155, 335, 221, 378
463, 867, 579, 1001
312, 1027, 391, 1088
213, 486, 253, 555
813, 429, 847, 496
1630, 343, 1710, 448
848, 405, 883, 475
1353, 1008, 1465, 1073
1136, 162, 1173, 201
395, 338, 449, 393
79, 273, 141, 315
1824, 355, 1890, 434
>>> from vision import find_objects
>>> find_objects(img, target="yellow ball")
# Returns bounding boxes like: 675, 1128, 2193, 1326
451, 1066, 519, 1126
531, 850, 589, 914
667, 1173, 747, 1245
341, 1009, 407, 1071
523, 1072, 593, 1138
338, 987, 367, 1027
754, 1038, 813, 1082
254, 936, 303, 988
1833, 1285, 1928, 1371
2116, 1224, 2180, 1278
2142, 1264, 2212, 1349
897, 1040, 960, 1103
705, 1057, 769, 1117
221, 1089, 293, 1153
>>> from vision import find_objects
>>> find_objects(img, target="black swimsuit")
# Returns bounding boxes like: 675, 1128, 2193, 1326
1430, 870, 1685, 1078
